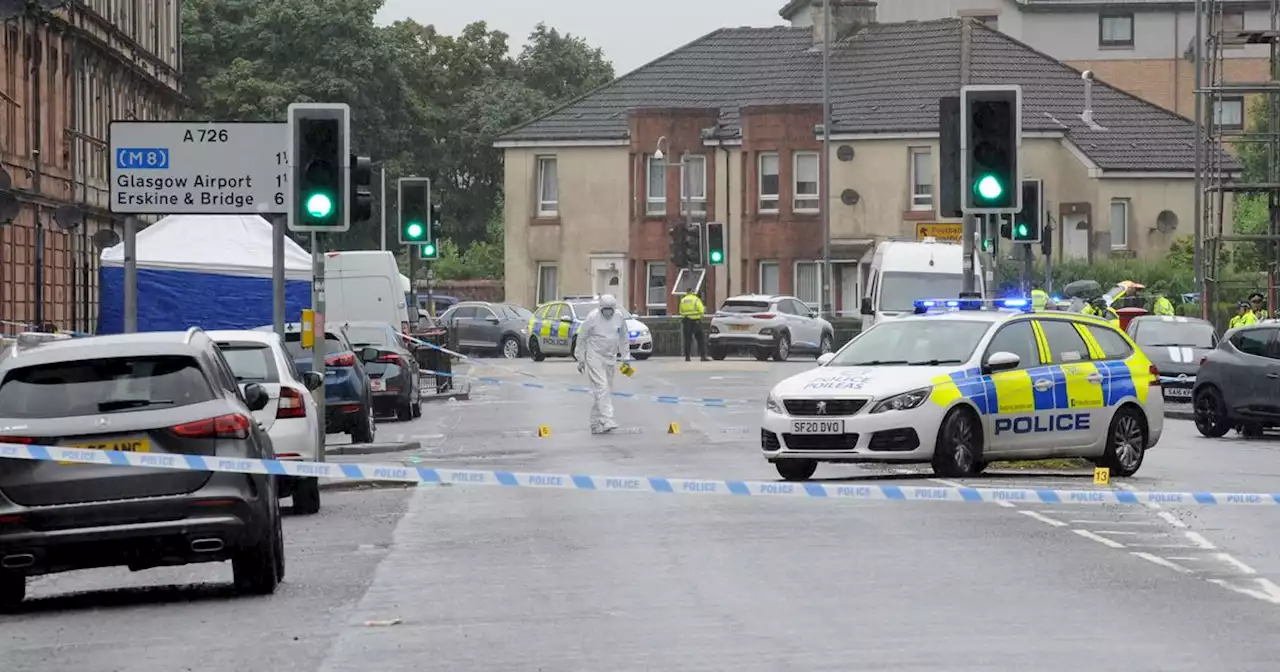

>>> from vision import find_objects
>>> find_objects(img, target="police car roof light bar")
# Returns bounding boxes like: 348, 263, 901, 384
912, 298, 1033, 314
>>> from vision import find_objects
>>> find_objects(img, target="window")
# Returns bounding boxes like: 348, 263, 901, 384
794, 152, 820, 212
1037, 319, 1091, 363
1133, 320, 1216, 349
1109, 198, 1129, 248
537, 156, 558, 216
985, 321, 1040, 370
759, 153, 780, 212
878, 271, 964, 313
0, 356, 215, 419
829, 320, 992, 367
1085, 325, 1134, 360
1221, 10, 1245, 36
759, 261, 780, 295
1099, 13, 1134, 47
216, 343, 281, 383
1214, 97, 1245, 130
909, 147, 933, 210
795, 261, 823, 309
283, 332, 343, 359
681, 155, 707, 214
646, 154, 666, 215
536, 264, 558, 305
646, 262, 668, 315
1232, 329, 1273, 357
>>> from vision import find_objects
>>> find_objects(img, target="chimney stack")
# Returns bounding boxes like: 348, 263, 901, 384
810, 0, 877, 49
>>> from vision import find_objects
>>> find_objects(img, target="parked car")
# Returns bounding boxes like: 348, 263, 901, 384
339, 321, 422, 421
263, 324, 377, 444
0, 327, 285, 609
709, 294, 835, 361
210, 330, 325, 514
438, 301, 533, 359
1192, 323, 1280, 437
1126, 315, 1218, 406
525, 297, 653, 361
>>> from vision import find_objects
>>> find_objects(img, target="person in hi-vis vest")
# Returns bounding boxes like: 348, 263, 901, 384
678, 289, 709, 362
1030, 288, 1049, 312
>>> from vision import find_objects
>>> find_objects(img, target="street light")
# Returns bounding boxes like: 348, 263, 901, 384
654, 136, 695, 268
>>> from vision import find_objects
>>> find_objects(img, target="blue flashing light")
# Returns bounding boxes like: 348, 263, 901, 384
914, 297, 1034, 314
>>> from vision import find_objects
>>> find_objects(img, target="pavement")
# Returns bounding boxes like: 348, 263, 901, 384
4, 357, 1280, 670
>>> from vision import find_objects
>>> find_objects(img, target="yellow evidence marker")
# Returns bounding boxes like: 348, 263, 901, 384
667, 422, 680, 434
1093, 467, 1111, 486
537, 425, 551, 438
619, 362, 635, 377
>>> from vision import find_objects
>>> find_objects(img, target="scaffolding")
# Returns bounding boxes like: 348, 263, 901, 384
1197, 0, 1280, 323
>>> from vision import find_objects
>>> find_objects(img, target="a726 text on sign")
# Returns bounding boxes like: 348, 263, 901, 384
109, 121, 289, 215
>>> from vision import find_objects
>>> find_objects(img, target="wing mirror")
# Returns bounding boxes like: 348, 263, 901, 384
303, 370, 323, 391
817, 352, 836, 366
985, 351, 1020, 373
359, 346, 379, 363
243, 383, 270, 412
486, 316, 500, 324
560, 316, 573, 323
860, 297, 873, 316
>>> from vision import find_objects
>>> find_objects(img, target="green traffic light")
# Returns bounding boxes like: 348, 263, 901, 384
423, 242, 436, 255
306, 193, 333, 218
709, 250, 724, 264
405, 221, 425, 239
975, 175, 1003, 201
981, 239, 992, 251
1014, 223, 1029, 238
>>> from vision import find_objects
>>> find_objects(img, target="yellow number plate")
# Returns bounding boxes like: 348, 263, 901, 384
69, 438, 151, 453
729, 324, 750, 332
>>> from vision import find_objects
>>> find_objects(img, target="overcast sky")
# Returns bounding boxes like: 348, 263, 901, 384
377, 0, 789, 76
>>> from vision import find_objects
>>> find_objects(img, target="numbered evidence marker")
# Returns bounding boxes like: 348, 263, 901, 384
109, 121, 289, 215
1093, 467, 1111, 486
667, 422, 681, 434
537, 425, 552, 438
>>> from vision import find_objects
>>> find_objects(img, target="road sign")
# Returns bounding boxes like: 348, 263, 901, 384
915, 222, 963, 243
109, 121, 288, 215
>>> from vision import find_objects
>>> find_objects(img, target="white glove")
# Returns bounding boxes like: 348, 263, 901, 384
577, 359, 585, 374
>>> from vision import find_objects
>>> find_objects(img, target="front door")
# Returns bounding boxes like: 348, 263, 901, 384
1033, 318, 1106, 449
981, 319, 1042, 456
1062, 214, 1089, 261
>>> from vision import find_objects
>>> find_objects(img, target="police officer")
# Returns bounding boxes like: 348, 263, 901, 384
1230, 301, 1258, 329
1152, 292, 1175, 316
678, 288, 709, 362
1030, 288, 1049, 312
1249, 292, 1269, 320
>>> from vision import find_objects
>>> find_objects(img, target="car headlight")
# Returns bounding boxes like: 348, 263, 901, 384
869, 387, 931, 414
766, 392, 785, 414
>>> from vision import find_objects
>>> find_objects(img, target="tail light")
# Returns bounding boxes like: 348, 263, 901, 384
0, 436, 34, 445
326, 352, 356, 367
1149, 364, 1161, 387
171, 414, 252, 440
277, 387, 306, 419
752, 313, 776, 319
376, 352, 402, 364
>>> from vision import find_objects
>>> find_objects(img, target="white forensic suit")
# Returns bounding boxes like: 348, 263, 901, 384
574, 296, 631, 433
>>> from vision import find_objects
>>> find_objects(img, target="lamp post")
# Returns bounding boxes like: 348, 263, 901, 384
653, 136, 693, 240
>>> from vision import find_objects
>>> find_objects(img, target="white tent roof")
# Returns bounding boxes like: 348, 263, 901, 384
101, 214, 312, 280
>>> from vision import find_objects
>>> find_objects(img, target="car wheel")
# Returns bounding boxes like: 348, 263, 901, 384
500, 335, 521, 359
529, 337, 546, 362
0, 573, 24, 612
396, 397, 413, 422
817, 333, 834, 358
754, 348, 771, 361
710, 346, 727, 361
1101, 405, 1147, 477
350, 406, 375, 444
233, 509, 281, 596
773, 333, 791, 361
931, 408, 983, 477
293, 477, 321, 515
633, 353, 650, 361
1193, 386, 1232, 438
775, 459, 818, 481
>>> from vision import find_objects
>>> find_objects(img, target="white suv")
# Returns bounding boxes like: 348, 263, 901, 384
708, 294, 835, 361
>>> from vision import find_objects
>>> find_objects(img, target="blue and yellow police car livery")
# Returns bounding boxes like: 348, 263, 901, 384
526, 297, 654, 361
761, 297, 1163, 481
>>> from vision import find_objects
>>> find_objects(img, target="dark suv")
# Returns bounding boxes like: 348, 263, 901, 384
0, 328, 284, 609
1193, 323, 1280, 437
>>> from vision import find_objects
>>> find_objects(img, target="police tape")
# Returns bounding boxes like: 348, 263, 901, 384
402, 333, 541, 380
420, 368, 754, 408
3, 442, 1279, 506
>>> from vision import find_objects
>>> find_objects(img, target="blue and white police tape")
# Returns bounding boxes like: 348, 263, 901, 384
420, 368, 753, 408
402, 333, 541, 380
3, 442, 1279, 506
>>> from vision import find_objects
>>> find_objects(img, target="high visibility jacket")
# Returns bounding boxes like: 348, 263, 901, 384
679, 293, 705, 320
1254, 308, 1270, 320
1153, 296, 1174, 316
1230, 312, 1259, 329
1030, 289, 1049, 311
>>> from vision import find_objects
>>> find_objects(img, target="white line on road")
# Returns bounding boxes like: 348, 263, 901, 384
1157, 511, 1189, 528
1089, 530, 1169, 536
1132, 552, 1194, 574
1214, 553, 1260, 575
1020, 510, 1068, 527
926, 476, 1018, 507
1075, 529, 1127, 548
1184, 531, 1218, 550
1207, 578, 1280, 605
1068, 520, 1163, 526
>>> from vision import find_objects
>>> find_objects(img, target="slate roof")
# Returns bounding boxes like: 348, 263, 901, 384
497, 19, 1235, 173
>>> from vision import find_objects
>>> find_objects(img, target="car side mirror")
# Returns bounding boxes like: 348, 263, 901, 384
486, 316, 500, 324
817, 352, 836, 366
860, 298, 873, 316
985, 351, 1020, 373
244, 383, 270, 412
560, 316, 573, 323
303, 370, 323, 391
359, 346, 379, 363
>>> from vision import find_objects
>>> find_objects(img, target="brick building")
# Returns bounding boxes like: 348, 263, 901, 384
0, 1, 182, 332
496, 5, 1233, 316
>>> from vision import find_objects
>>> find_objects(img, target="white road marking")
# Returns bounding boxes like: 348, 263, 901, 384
1207, 578, 1280, 605
1183, 531, 1218, 550
1068, 519, 1163, 526
1132, 552, 1193, 574
1214, 553, 1260, 575
1157, 511, 1189, 528
1075, 529, 1127, 548
925, 476, 1019, 506
994, 501, 1016, 508
1020, 510, 1068, 527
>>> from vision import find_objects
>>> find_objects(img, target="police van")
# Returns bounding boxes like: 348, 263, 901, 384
761, 297, 1163, 480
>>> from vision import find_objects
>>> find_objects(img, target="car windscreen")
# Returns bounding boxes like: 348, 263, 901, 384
1133, 320, 1216, 349
282, 333, 344, 360
501, 305, 532, 319
719, 300, 771, 314
878, 272, 965, 313
572, 303, 631, 319
827, 319, 991, 366
0, 355, 215, 418
217, 343, 280, 384
344, 325, 396, 349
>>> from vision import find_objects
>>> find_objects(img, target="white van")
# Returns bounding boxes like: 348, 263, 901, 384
859, 239, 985, 328
324, 250, 412, 332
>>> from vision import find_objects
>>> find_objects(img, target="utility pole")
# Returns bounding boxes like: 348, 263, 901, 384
379, 166, 387, 251
821, 0, 833, 316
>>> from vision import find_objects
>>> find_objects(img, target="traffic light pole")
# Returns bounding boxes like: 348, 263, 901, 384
311, 233, 326, 441
273, 214, 285, 339
961, 212, 976, 295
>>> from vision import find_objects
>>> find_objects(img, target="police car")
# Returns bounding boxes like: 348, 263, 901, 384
761, 297, 1163, 480
526, 296, 653, 361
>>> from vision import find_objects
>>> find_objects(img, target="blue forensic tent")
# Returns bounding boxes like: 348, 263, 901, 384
99, 215, 313, 334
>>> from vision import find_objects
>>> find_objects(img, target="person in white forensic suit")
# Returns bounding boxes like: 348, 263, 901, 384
575, 294, 631, 434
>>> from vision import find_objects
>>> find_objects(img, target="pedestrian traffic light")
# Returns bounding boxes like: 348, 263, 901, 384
1011, 179, 1041, 244
287, 103, 350, 232
706, 221, 725, 265
397, 177, 429, 245
960, 85, 1021, 213
682, 223, 702, 267
350, 155, 373, 225
669, 224, 688, 267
